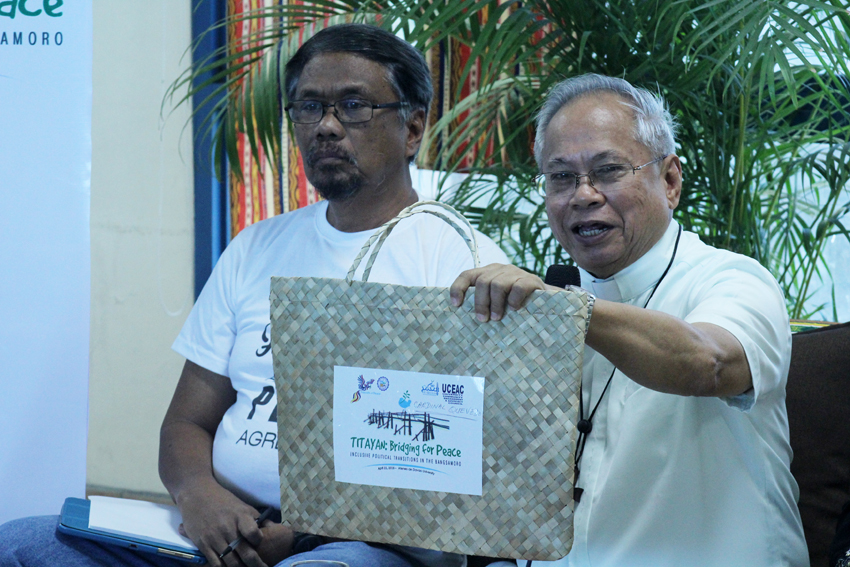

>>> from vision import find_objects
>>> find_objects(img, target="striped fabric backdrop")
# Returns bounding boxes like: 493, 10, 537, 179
227, 0, 283, 238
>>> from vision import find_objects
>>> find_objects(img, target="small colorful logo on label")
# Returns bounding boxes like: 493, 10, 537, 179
351, 375, 375, 403
398, 390, 411, 409
421, 380, 439, 396
377, 376, 389, 391
357, 375, 374, 391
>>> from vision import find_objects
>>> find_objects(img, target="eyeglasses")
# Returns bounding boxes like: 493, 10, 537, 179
285, 98, 408, 124
536, 155, 668, 198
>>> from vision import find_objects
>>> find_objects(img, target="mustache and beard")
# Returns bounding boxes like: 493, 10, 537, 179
304, 145, 366, 201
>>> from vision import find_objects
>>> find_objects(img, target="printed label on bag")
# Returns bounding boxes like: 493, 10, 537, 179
333, 366, 484, 496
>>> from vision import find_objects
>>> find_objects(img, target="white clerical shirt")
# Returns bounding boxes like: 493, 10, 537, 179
533, 220, 808, 567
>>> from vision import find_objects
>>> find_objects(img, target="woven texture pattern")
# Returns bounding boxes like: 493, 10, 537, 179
271, 277, 589, 559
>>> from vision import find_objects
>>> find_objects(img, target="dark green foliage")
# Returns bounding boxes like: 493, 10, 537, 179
169, 0, 850, 318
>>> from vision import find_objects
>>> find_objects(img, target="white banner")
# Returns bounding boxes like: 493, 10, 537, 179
0, 0, 92, 522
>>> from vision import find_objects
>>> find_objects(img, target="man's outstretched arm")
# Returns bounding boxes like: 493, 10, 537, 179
449, 264, 752, 398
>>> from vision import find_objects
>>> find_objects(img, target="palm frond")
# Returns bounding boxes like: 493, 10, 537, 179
169, 0, 850, 317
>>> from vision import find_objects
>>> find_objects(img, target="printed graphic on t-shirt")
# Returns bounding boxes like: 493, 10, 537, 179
235, 379, 278, 449
235, 327, 279, 448
255, 323, 271, 357
247, 384, 276, 420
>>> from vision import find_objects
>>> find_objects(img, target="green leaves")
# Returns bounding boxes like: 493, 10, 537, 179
168, 0, 850, 319
434, 0, 850, 318
165, 2, 370, 181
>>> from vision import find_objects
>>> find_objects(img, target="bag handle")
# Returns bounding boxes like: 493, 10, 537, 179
346, 200, 480, 283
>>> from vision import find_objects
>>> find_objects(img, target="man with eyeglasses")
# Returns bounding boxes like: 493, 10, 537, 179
159, 22, 509, 567
451, 75, 808, 566
0, 23, 507, 567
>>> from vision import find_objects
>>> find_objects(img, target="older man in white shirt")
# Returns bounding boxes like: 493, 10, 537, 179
451, 74, 808, 567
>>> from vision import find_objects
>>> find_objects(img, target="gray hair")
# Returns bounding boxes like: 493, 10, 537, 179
534, 74, 678, 166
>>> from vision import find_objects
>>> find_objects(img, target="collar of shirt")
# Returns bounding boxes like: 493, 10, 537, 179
314, 193, 425, 246
578, 220, 681, 303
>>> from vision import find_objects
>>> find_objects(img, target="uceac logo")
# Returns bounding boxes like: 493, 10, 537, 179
441, 383, 464, 405
0, 0, 64, 19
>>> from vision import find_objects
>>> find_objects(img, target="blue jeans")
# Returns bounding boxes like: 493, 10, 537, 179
0, 516, 415, 567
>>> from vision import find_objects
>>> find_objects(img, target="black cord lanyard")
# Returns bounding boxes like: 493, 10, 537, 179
572, 225, 683, 503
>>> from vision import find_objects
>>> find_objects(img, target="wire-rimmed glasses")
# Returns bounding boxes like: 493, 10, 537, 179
536, 155, 668, 198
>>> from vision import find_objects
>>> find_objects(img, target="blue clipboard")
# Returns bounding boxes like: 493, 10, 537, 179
57, 497, 207, 563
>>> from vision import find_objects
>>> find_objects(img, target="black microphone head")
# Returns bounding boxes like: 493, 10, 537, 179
544, 264, 581, 288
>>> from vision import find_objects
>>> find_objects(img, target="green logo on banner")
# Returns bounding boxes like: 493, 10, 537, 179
0, 0, 63, 18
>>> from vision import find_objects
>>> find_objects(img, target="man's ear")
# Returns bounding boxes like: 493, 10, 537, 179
662, 154, 683, 210
405, 108, 427, 159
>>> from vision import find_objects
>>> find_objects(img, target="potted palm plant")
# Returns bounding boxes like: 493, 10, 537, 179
170, 0, 850, 319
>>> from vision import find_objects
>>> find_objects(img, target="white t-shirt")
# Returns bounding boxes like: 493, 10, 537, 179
532, 221, 806, 567
173, 199, 508, 511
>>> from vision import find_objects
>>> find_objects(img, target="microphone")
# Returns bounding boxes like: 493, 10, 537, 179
544, 264, 581, 288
